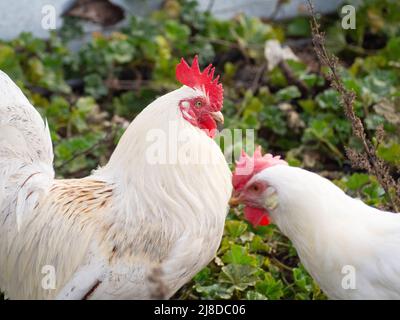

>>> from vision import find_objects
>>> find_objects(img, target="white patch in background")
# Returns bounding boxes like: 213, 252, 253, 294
341, 5, 356, 30
264, 40, 299, 71
41, 4, 57, 30
41, 265, 57, 290
341, 265, 356, 290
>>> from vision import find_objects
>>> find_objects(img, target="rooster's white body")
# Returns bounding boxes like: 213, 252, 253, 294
257, 165, 400, 299
0, 70, 232, 299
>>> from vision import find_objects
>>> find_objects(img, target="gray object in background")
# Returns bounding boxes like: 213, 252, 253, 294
198, 0, 344, 20
0, 0, 69, 40
0, 0, 344, 41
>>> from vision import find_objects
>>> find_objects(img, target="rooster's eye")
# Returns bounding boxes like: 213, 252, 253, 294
195, 100, 202, 108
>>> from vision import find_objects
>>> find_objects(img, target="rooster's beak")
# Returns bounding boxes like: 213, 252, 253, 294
211, 111, 224, 125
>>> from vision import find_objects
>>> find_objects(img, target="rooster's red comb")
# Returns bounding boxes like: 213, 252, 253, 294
232, 146, 287, 191
176, 55, 223, 111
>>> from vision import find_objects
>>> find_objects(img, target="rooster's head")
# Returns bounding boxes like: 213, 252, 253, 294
176, 55, 224, 138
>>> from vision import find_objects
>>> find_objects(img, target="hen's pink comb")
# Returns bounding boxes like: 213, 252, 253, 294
176, 55, 223, 111
232, 146, 287, 191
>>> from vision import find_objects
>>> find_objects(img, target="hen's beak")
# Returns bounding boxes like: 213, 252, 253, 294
211, 111, 224, 125
229, 193, 241, 207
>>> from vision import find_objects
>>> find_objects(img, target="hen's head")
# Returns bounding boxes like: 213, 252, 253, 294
176, 55, 224, 138
230, 146, 287, 227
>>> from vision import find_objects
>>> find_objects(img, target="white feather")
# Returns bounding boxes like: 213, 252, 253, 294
0, 71, 232, 300
256, 165, 400, 299
0, 70, 54, 227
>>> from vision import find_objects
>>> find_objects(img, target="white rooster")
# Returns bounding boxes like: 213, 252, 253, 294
0, 56, 232, 299
230, 147, 400, 299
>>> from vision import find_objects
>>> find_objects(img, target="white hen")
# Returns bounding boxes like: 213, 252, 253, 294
230, 147, 400, 299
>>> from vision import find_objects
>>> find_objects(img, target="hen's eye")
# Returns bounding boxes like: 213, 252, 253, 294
250, 184, 259, 192
195, 100, 202, 108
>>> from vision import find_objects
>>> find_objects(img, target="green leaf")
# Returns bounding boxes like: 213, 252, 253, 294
193, 267, 212, 285
316, 89, 341, 111
325, 23, 347, 54
245, 290, 268, 300
260, 106, 287, 136
255, 273, 284, 300
249, 235, 270, 253
113, 90, 158, 118
0, 44, 24, 80
377, 141, 400, 166
84, 74, 108, 99
222, 244, 257, 266
384, 37, 400, 61
194, 284, 233, 299
225, 221, 248, 238
276, 86, 301, 101
165, 20, 190, 43
219, 264, 259, 291
286, 17, 311, 37
298, 99, 316, 114
362, 181, 385, 204
76, 97, 96, 113
362, 70, 398, 103
109, 40, 135, 64
346, 173, 371, 191
293, 267, 313, 293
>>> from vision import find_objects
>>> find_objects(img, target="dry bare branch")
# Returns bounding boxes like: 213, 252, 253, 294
307, 0, 400, 212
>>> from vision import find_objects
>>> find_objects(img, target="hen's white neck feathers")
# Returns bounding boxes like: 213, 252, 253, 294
258, 165, 400, 299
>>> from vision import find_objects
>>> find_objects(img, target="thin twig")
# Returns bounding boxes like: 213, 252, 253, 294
250, 63, 267, 92
307, 0, 400, 212
278, 60, 309, 97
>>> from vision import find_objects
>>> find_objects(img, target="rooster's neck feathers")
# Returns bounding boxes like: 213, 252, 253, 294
94, 85, 231, 230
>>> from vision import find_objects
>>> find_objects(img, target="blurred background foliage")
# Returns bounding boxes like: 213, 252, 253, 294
1, 0, 400, 299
